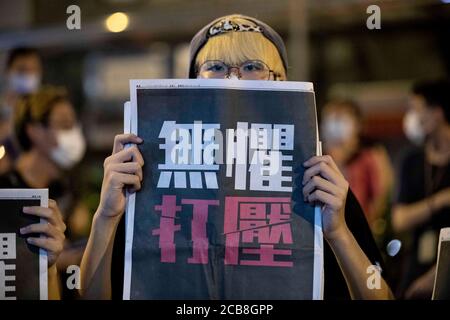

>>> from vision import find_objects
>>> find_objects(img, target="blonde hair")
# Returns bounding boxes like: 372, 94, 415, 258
195, 16, 286, 79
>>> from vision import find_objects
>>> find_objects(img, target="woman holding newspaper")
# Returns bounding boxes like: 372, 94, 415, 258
80, 14, 393, 300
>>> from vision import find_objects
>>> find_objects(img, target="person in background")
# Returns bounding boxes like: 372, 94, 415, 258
321, 100, 393, 239
80, 14, 393, 300
0, 85, 87, 299
393, 79, 450, 299
0, 47, 43, 175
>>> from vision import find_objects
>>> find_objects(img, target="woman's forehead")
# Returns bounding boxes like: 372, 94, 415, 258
49, 101, 75, 122
196, 33, 280, 65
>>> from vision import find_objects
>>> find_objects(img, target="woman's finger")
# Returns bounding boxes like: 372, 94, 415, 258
20, 222, 63, 240
302, 175, 344, 200
302, 161, 341, 186
105, 145, 144, 167
26, 237, 63, 253
112, 134, 143, 154
304, 155, 340, 173
47, 200, 66, 232
23, 206, 56, 224
23, 204, 66, 233
107, 171, 142, 192
308, 189, 343, 211
108, 162, 143, 181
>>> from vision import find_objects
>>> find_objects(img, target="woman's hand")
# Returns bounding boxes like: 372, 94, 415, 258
97, 134, 144, 220
302, 155, 350, 241
20, 199, 66, 268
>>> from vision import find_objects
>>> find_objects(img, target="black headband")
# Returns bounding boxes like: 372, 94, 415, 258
188, 14, 289, 79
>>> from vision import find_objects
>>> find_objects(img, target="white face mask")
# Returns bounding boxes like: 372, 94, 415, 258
50, 126, 86, 169
403, 110, 425, 145
321, 116, 355, 144
8, 73, 40, 94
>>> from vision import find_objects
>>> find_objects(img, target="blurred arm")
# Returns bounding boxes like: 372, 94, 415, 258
392, 188, 450, 233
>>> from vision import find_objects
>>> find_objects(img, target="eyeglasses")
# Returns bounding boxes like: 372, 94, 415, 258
197, 60, 278, 80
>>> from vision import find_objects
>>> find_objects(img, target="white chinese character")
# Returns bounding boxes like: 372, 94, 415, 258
249, 150, 293, 192
226, 123, 294, 191
0, 233, 16, 260
226, 122, 249, 190
272, 124, 294, 150
250, 123, 273, 150
157, 120, 220, 189
0, 233, 16, 300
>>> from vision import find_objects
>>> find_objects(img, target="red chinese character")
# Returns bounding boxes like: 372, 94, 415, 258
182, 199, 219, 264
152, 195, 218, 264
152, 195, 182, 263
224, 196, 293, 267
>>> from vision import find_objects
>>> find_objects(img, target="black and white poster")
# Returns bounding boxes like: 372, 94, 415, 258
0, 189, 48, 300
123, 79, 323, 300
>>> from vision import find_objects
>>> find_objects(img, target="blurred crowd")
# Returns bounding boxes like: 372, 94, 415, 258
0, 48, 90, 299
0, 46, 449, 299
